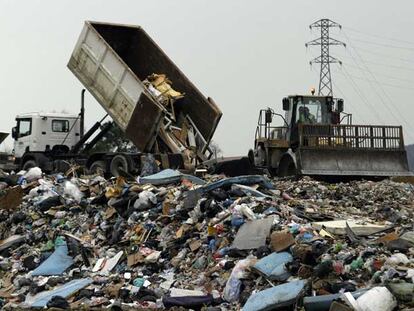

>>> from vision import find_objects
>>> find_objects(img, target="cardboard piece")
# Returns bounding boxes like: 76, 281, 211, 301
232, 218, 274, 250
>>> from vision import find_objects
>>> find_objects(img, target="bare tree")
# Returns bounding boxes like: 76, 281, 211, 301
209, 140, 223, 158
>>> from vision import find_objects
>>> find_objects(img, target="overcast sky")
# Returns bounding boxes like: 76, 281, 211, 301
1, 0, 414, 155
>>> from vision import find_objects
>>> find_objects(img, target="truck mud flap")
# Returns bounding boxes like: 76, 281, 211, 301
297, 148, 412, 177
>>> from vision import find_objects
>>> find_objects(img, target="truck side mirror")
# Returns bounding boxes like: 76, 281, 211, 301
282, 98, 289, 111
337, 99, 344, 113
265, 109, 273, 123
11, 127, 17, 140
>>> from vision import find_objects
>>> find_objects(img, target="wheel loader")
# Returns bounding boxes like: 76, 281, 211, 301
250, 95, 411, 177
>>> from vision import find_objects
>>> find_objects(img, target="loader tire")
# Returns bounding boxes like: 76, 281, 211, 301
110, 155, 133, 177
89, 160, 107, 176
278, 156, 297, 177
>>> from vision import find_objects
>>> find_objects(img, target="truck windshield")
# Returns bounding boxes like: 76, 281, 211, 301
17, 118, 32, 138
296, 98, 328, 124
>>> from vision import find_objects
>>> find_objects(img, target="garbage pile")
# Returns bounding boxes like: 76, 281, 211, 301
0, 167, 414, 310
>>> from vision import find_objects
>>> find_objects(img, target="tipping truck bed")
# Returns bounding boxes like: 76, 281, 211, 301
297, 124, 412, 177
68, 21, 221, 157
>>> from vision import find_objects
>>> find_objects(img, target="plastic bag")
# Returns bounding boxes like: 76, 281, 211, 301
356, 287, 397, 311
24, 167, 42, 182
133, 190, 157, 210
223, 256, 257, 302
386, 253, 409, 266
234, 203, 256, 220
64, 181, 83, 203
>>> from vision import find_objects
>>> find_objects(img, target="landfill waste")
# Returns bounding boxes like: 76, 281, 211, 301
355, 286, 397, 311
0, 167, 414, 310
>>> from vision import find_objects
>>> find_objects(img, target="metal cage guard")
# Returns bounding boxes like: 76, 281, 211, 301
299, 124, 404, 150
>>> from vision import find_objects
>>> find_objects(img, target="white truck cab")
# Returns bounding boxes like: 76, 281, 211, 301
12, 112, 81, 158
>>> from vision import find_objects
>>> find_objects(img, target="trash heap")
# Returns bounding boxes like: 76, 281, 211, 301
0, 167, 414, 310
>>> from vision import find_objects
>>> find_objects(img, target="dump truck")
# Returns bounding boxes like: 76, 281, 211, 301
250, 94, 411, 178
12, 21, 222, 175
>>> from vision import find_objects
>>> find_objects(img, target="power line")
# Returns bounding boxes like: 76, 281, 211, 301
340, 66, 385, 123
308, 49, 380, 124
343, 26, 414, 46
337, 63, 414, 84
342, 30, 414, 141
339, 45, 414, 64
341, 65, 414, 138
334, 69, 414, 91
347, 37, 414, 52
341, 47, 403, 126
331, 79, 368, 125
336, 54, 414, 72
342, 44, 405, 124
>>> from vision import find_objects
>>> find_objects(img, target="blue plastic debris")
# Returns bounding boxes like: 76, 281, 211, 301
252, 251, 293, 281
199, 175, 273, 194
32, 242, 73, 276
138, 169, 206, 185
263, 206, 278, 215
243, 280, 306, 311
231, 215, 245, 228
23, 278, 92, 308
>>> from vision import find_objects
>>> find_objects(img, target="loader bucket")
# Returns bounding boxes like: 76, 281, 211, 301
297, 148, 411, 177
297, 124, 412, 177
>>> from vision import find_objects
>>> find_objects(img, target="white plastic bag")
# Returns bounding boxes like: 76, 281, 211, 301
234, 203, 256, 220
133, 191, 157, 210
356, 287, 397, 311
64, 181, 83, 203
24, 167, 42, 182
386, 253, 409, 266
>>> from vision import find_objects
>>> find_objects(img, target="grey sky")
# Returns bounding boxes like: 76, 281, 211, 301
1, 0, 413, 155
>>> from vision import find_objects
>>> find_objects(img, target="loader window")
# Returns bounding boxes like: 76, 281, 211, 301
52, 120, 70, 132
296, 99, 327, 124
17, 118, 32, 138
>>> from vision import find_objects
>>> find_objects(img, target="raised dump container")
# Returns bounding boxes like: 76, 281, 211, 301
68, 21, 221, 155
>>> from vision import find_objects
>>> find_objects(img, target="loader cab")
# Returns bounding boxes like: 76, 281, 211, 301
12, 112, 81, 159
283, 95, 341, 143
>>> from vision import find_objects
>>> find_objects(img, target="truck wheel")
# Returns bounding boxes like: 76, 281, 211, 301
110, 155, 132, 177
22, 160, 37, 171
89, 160, 107, 176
